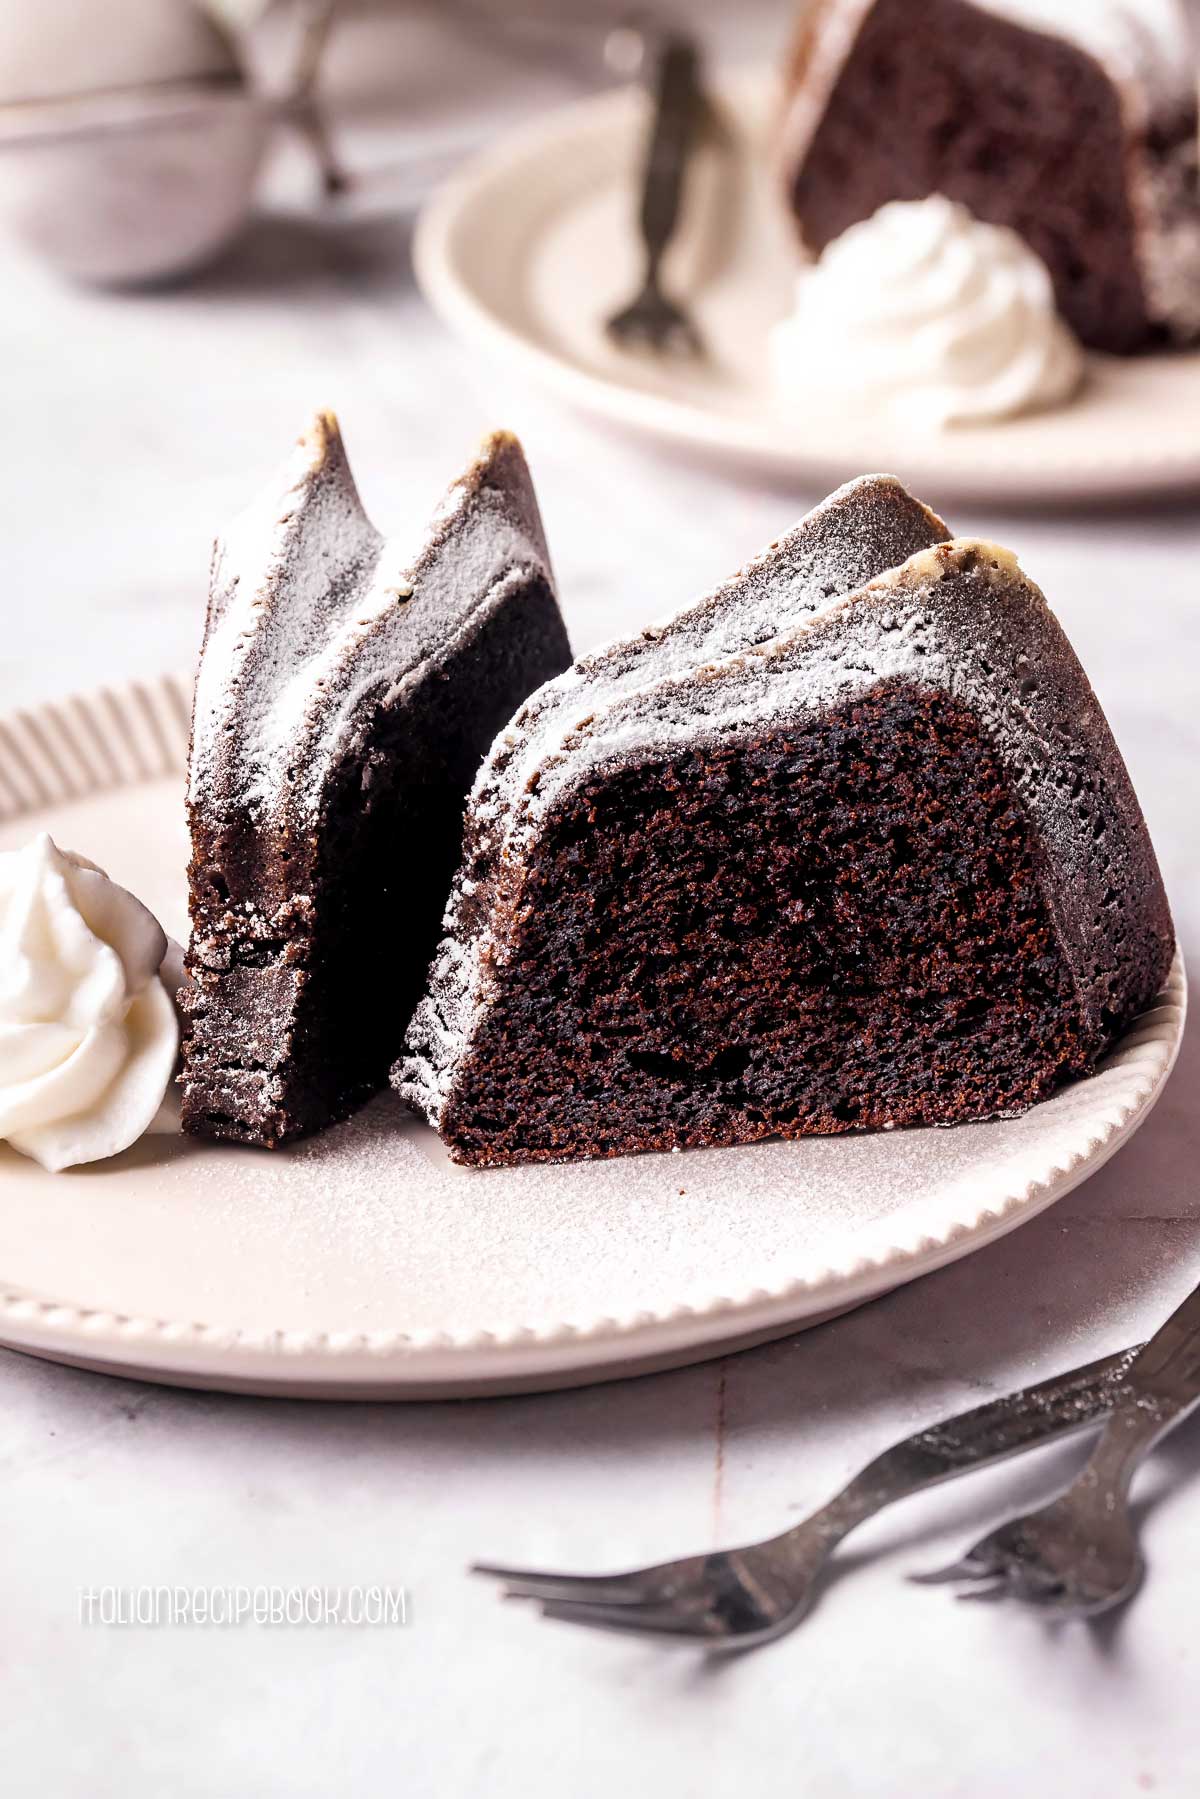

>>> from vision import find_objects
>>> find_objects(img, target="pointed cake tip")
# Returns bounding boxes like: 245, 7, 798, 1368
297, 408, 344, 465
436, 429, 531, 515
445, 428, 549, 568
479, 426, 520, 453
814, 471, 952, 548
471, 428, 528, 483
278, 409, 366, 521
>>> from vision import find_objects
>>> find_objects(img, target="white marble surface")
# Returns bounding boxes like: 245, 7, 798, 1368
3, 5, 1200, 1794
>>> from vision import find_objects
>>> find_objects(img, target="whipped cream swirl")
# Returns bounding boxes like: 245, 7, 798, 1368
771, 197, 1084, 427
0, 835, 179, 1171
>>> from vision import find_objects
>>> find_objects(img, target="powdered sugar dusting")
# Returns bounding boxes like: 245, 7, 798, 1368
986, 1, 1198, 120
399, 478, 1173, 1138
399, 475, 952, 1122
188, 414, 553, 823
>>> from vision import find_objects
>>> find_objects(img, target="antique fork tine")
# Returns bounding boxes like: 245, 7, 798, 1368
475, 1565, 654, 1603
605, 34, 705, 357
475, 1344, 1140, 1647
919, 1279, 1200, 1616
540, 1600, 721, 1641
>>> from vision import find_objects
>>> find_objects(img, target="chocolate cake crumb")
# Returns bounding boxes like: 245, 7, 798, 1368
397, 476, 1173, 1167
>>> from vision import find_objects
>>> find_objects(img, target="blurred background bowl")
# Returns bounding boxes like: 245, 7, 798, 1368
0, 0, 268, 284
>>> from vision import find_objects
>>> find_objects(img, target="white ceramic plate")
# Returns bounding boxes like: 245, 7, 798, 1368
0, 676, 1184, 1398
414, 75, 1200, 506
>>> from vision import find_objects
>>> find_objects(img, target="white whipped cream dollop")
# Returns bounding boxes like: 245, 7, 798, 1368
771, 197, 1084, 427
0, 835, 179, 1172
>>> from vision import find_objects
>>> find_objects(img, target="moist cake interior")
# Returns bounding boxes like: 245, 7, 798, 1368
399, 478, 1174, 1167
436, 682, 1093, 1164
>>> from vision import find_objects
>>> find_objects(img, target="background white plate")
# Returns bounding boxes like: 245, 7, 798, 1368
0, 676, 1184, 1398
414, 75, 1200, 506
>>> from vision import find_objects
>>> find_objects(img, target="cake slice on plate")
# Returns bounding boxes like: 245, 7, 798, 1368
397, 474, 1173, 1167
777, 0, 1200, 353
182, 413, 571, 1147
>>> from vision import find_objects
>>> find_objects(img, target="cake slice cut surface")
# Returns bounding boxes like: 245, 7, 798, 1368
397, 477, 1173, 1167
182, 413, 571, 1147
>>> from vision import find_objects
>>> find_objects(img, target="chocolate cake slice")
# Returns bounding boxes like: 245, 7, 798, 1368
182, 413, 571, 1147
397, 475, 1173, 1167
778, 0, 1200, 353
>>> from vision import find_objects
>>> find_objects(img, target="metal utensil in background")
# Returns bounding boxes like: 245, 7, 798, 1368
441, 1, 654, 87
306, 6, 659, 223
0, 1, 668, 282
605, 33, 706, 358
284, 0, 347, 196
475, 1342, 1143, 1650
0, 0, 340, 285
918, 1278, 1200, 1615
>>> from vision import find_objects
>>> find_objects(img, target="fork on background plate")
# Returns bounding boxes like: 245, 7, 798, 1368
604, 33, 706, 359
475, 1344, 1140, 1650
916, 1278, 1200, 1616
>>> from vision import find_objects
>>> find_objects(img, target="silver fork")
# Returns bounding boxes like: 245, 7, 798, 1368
475, 1345, 1140, 1650
604, 34, 705, 358
917, 1280, 1200, 1616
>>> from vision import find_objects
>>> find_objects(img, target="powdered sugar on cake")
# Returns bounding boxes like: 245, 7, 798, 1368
181, 412, 571, 1149
399, 477, 1173, 1131
188, 413, 553, 822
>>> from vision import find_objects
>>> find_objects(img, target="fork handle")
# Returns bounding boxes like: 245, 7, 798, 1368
1125, 1276, 1200, 1400
1073, 1280, 1200, 1495
1073, 1395, 1192, 1507
635, 35, 703, 277
801, 1344, 1143, 1545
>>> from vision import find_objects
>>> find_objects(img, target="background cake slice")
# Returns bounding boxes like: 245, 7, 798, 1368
182, 413, 571, 1148
777, 0, 1200, 353
398, 477, 1173, 1167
